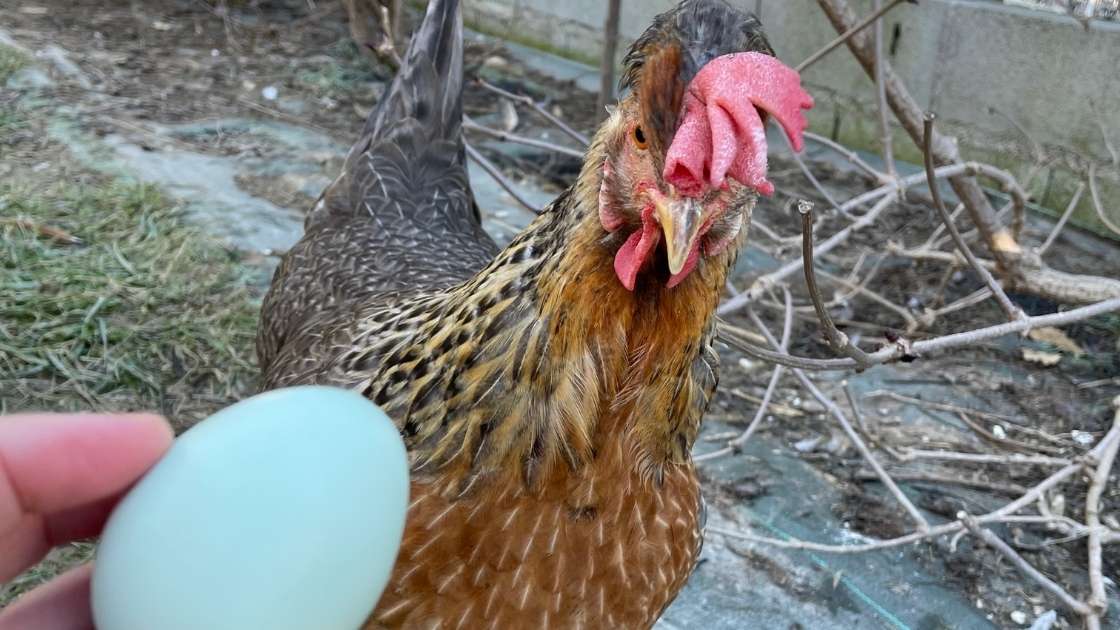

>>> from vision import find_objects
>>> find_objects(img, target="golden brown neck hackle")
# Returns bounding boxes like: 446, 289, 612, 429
335, 103, 746, 494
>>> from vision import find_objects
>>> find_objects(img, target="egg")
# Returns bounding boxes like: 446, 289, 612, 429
91, 386, 409, 630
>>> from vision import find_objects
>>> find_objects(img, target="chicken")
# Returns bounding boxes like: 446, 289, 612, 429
257, 0, 812, 627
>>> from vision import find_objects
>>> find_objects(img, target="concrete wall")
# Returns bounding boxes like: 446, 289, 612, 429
462, 0, 1120, 238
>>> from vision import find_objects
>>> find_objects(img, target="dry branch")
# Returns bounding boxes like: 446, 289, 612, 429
798, 201, 877, 368
1085, 398, 1120, 625
596, 0, 622, 122
718, 296, 1120, 372
464, 141, 542, 214
463, 116, 585, 159
474, 78, 590, 146
815, 0, 1120, 304
747, 310, 929, 531
960, 514, 1094, 618
923, 114, 1026, 323
696, 290, 794, 463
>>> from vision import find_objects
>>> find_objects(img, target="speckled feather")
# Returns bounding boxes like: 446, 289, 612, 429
257, 1, 773, 627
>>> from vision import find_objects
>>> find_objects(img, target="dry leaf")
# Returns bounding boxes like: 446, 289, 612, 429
1028, 327, 1084, 356
1022, 348, 1062, 366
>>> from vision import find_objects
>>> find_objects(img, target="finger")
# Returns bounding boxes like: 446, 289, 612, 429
0, 414, 172, 580
0, 413, 172, 516
0, 563, 94, 630
0, 495, 119, 584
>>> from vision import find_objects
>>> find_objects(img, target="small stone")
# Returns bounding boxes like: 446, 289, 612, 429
793, 436, 823, 453
210, 49, 220, 57
1028, 610, 1057, 630
482, 55, 509, 69
1010, 610, 1028, 625
261, 85, 279, 101
992, 425, 1007, 439
1071, 430, 1094, 446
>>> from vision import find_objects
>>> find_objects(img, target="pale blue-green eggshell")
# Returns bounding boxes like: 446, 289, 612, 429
91, 386, 409, 630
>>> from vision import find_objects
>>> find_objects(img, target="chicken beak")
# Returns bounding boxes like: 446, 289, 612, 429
652, 196, 705, 275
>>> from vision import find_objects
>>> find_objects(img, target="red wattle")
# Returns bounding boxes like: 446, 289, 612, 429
613, 205, 661, 291
664, 52, 814, 197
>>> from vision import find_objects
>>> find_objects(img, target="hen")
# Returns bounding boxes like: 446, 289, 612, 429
257, 0, 812, 627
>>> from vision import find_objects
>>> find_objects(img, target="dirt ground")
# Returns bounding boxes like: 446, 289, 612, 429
2, 0, 1119, 627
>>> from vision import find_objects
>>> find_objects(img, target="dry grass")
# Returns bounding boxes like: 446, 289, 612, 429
0, 179, 261, 607
0, 44, 29, 85
0, 180, 260, 426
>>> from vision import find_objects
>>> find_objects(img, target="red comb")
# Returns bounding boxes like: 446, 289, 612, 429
663, 52, 814, 197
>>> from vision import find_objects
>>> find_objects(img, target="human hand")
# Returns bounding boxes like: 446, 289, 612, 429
0, 413, 172, 630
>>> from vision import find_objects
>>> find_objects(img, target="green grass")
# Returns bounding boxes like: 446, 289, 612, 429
0, 180, 260, 425
0, 179, 261, 608
0, 44, 29, 85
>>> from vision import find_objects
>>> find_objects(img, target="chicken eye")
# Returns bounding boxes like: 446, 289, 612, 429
632, 125, 648, 150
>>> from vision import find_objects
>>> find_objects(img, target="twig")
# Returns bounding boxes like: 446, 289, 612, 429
373, 4, 403, 70
1085, 398, 1120, 624
895, 449, 1072, 467
236, 97, 331, 134
727, 388, 803, 419
463, 116, 585, 159
748, 310, 930, 531
796, 0, 909, 72
988, 105, 1047, 172
917, 287, 992, 329
1, 217, 82, 245
814, 267, 917, 330
1088, 163, 1120, 238
857, 471, 1027, 496
920, 202, 966, 251
843, 381, 875, 440
719, 162, 981, 315
1038, 181, 1086, 255
474, 78, 590, 146
954, 412, 1066, 456
923, 114, 1026, 323
864, 390, 1022, 425
872, 0, 896, 177
803, 131, 888, 183
786, 137, 850, 219
1091, 98, 1119, 169
596, 0, 622, 122
959, 513, 1094, 618
717, 297, 1120, 372
463, 141, 542, 214
799, 201, 877, 368
696, 289, 794, 463
818, 0, 1120, 305
710, 448, 1089, 553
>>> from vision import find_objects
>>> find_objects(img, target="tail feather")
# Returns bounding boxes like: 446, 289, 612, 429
309, 0, 478, 229
362, 0, 464, 144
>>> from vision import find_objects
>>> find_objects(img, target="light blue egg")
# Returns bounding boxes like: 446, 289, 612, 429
91, 386, 409, 630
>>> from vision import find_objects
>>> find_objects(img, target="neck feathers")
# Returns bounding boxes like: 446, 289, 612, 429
357, 155, 733, 490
